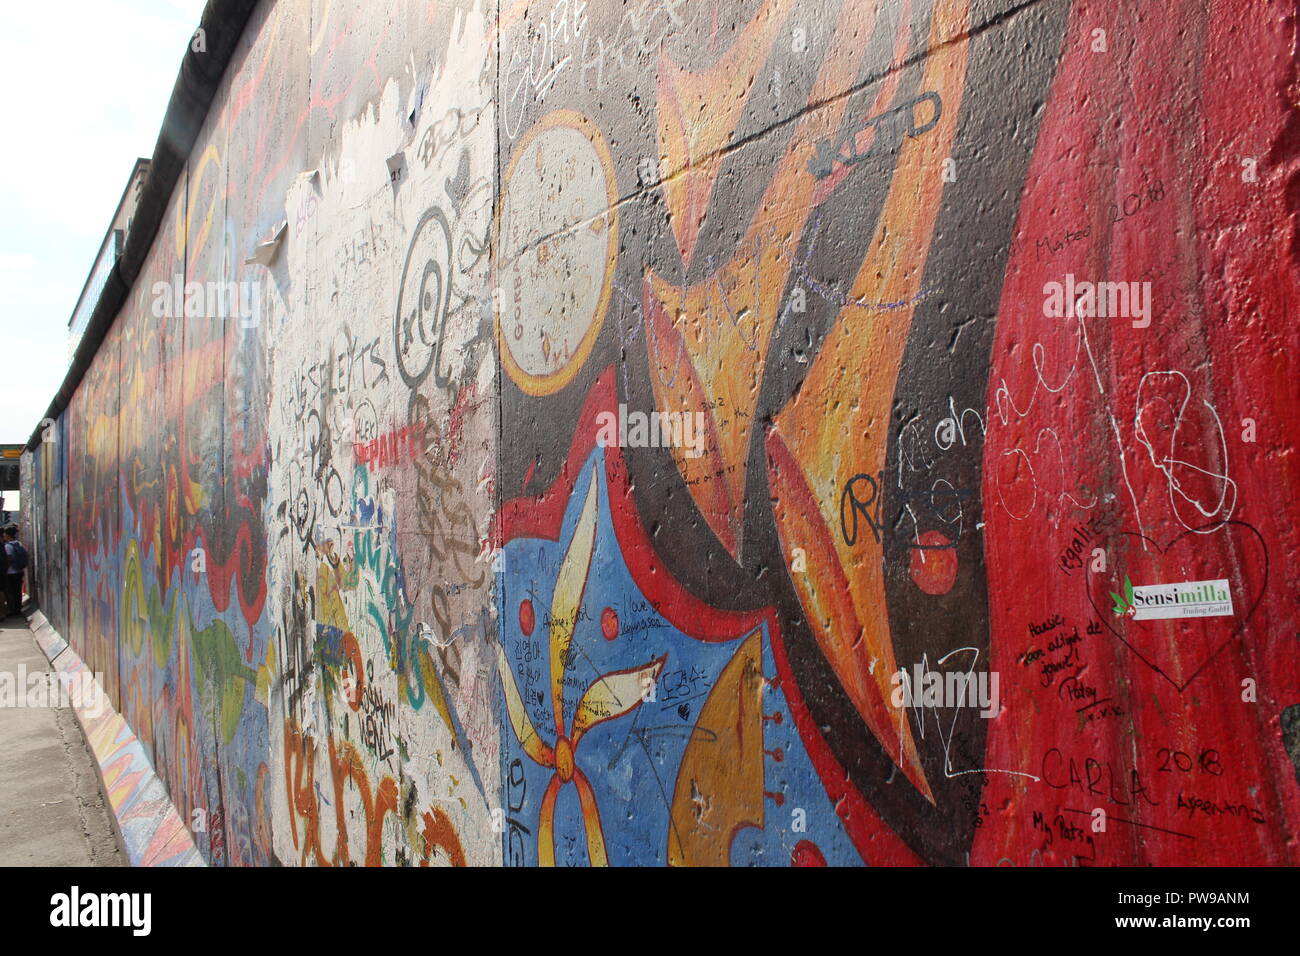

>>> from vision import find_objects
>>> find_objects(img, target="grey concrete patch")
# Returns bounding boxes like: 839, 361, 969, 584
0, 617, 121, 866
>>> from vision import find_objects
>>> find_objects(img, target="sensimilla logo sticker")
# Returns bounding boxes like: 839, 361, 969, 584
1110, 576, 1234, 621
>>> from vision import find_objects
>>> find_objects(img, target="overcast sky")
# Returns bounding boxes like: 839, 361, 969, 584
0, 0, 209, 451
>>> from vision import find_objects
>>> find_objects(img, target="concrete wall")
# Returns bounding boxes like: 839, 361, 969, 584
21, 0, 1300, 866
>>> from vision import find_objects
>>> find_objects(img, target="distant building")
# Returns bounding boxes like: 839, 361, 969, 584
0, 444, 21, 522
67, 158, 151, 362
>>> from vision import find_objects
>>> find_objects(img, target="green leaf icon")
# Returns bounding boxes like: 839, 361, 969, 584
1124, 575, 1135, 605
1110, 591, 1127, 616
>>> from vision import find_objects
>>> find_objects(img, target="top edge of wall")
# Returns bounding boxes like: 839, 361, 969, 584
24, 0, 262, 452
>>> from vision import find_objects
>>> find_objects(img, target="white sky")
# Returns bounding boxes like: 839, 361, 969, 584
0, 0, 210, 446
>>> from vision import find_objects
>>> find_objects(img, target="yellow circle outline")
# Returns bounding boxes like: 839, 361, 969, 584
494, 109, 620, 397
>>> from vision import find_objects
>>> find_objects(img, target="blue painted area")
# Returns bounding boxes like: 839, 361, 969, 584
499, 448, 853, 865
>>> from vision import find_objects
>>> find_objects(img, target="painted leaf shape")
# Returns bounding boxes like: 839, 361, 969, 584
497, 645, 554, 767
549, 464, 601, 733
571, 655, 667, 742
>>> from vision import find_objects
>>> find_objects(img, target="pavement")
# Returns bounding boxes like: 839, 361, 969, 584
0, 612, 121, 866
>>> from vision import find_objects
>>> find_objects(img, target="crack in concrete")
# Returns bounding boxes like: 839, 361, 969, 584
54, 697, 122, 866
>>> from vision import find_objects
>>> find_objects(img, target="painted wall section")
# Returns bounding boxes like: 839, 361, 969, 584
22, 0, 1300, 866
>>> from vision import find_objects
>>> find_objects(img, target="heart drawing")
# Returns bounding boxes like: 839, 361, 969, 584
1084, 521, 1268, 692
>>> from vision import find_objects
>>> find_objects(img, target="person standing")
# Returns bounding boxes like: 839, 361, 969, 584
3, 526, 27, 618
0, 525, 9, 617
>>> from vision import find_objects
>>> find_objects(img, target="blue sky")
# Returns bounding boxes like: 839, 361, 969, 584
0, 0, 209, 451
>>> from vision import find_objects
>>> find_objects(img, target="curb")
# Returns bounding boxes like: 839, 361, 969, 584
27, 611, 205, 867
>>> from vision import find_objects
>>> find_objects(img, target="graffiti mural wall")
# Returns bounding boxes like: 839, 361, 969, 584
21, 0, 1300, 866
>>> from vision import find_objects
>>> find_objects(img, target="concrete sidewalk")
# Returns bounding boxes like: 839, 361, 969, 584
0, 614, 121, 866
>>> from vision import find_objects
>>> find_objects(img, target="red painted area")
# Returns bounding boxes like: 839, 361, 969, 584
600, 606, 619, 641
976, 0, 1300, 866
909, 532, 957, 595
790, 840, 828, 866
